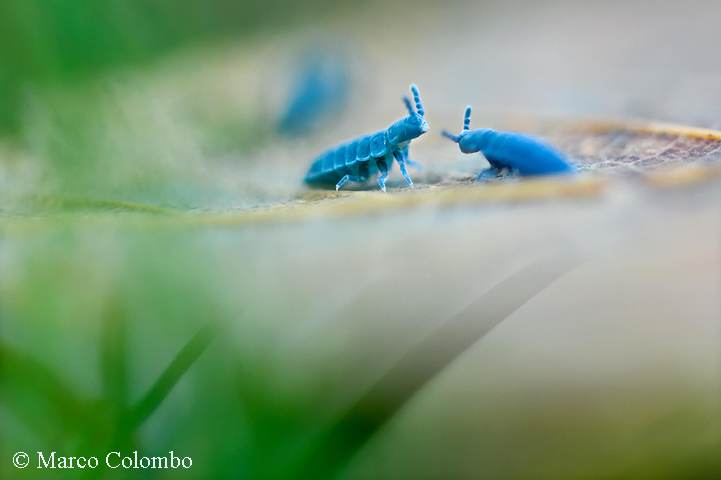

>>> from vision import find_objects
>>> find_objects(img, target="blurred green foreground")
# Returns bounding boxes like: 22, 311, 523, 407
1, 1, 721, 479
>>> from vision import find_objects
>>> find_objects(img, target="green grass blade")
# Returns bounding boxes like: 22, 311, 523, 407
126, 321, 218, 431
290, 257, 578, 479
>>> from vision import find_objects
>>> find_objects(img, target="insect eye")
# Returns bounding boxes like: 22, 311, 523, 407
407, 115, 419, 125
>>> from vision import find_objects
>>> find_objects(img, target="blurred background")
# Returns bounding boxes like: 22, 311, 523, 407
1, 1, 720, 479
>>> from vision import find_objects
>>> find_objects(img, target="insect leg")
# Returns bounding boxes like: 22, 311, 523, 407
475, 157, 504, 181
336, 175, 368, 191
475, 168, 501, 181
405, 158, 422, 170
393, 151, 414, 188
335, 162, 370, 190
377, 159, 389, 192
401, 146, 422, 171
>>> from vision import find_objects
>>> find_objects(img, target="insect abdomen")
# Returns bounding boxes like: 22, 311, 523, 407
356, 135, 372, 161
481, 131, 574, 175
304, 140, 363, 185
305, 151, 347, 184
304, 129, 388, 185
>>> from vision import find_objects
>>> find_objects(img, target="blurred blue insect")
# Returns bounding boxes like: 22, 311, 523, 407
442, 106, 576, 179
304, 84, 428, 191
278, 54, 350, 136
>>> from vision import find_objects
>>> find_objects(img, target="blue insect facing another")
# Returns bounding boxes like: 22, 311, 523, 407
304, 84, 429, 191
442, 106, 576, 179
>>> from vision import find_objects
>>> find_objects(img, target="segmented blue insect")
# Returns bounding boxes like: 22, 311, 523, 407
304, 84, 429, 191
442, 106, 576, 179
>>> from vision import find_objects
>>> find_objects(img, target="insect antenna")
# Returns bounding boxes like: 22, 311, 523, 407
403, 97, 414, 115
463, 106, 472, 131
410, 84, 424, 117
442, 130, 460, 143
